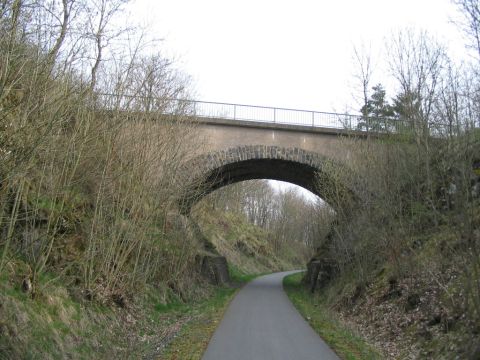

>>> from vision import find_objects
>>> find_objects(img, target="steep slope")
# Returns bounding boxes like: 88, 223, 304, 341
305, 208, 480, 359
193, 204, 309, 276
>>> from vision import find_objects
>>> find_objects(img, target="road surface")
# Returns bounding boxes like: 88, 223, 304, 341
202, 271, 339, 360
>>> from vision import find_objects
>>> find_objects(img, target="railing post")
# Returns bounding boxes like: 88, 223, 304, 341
312, 111, 314, 126
273, 108, 276, 123
234, 104, 236, 120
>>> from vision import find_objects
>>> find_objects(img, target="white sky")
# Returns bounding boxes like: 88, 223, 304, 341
125, 0, 467, 201
127, 0, 464, 112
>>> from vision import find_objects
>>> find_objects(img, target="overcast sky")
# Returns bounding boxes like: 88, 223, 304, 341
127, 0, 464, 112
125, 0, 467, 200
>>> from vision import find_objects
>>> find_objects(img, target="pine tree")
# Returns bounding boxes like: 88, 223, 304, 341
358, 84, 394, 131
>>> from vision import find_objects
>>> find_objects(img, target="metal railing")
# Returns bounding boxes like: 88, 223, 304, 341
97, 93, 419, 133
181, 100, 478, 136
191, 100, 363, 129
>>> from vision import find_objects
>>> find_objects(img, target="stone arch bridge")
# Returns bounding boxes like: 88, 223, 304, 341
177, 101, 399, 211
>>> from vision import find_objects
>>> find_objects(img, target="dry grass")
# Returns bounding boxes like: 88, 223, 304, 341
192, 201, 308, 275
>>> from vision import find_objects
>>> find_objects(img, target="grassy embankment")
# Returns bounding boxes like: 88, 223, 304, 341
283, 272, 382, 360
300, 129, 480, 358
0, 199, 280, 359
312, 224, 480, 359
0, 2, 308, 357
284, 225, 480, 359
0, 258, 257, 359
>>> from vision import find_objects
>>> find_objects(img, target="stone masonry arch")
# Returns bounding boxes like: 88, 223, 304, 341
180, 145, 346, 212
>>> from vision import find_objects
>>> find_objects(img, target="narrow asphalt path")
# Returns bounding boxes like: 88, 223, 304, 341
202, 271, 339, 360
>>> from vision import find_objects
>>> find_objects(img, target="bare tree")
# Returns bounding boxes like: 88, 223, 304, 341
85, 0, 130, 89
453, 0, 480, 59
352, 43, 374, 124
387, 29, 448, 135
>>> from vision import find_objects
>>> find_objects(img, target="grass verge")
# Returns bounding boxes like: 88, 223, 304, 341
159, 270, 263, 360
158, 286, 236, 360
283, 272, 382, 360
0, 259, 260, 360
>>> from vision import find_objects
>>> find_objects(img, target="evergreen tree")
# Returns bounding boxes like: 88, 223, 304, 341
392, 91, 422, 121
358, 84, 394, 131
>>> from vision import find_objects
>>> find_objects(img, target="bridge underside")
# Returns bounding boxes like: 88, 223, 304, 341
204, 159, 320, 196
179, 145, 346, 213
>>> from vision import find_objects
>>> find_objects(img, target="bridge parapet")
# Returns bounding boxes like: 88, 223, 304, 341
97, 93, 415, 134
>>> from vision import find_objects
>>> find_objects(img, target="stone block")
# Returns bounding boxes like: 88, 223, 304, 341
200, 255, 230, 285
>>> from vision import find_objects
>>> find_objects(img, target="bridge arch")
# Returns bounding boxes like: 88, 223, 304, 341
181, 145, 346, 212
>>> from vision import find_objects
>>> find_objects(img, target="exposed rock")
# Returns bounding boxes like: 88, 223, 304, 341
305, 257, 335, 293
305, 260, 322, 293
200, 255, 230, 285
